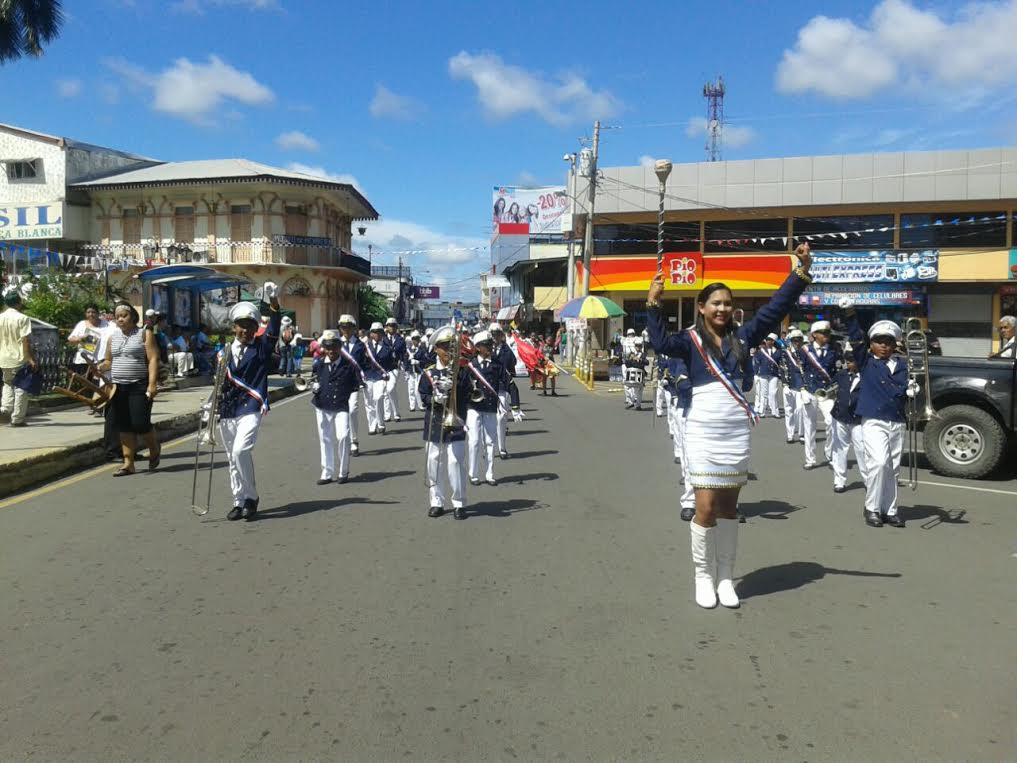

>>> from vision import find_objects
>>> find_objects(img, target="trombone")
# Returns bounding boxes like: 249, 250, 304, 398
904, 317, 937, 490
191, 352, 229, 516
423, 323, 467, 488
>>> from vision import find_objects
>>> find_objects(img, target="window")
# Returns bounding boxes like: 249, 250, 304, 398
122, 209, 141, 245
173, 206, 194, 243
594, 222, 700, 255
900, 211, 1007, 248
6, 159, 40, 181
285, 205, 308, 237
704, 218, 788, 251
793, 214, 894, 250
230, 204, 252, 241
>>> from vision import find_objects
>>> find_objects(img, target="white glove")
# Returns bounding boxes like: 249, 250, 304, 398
837, 296, 855, 310
432, 393, 449, 405
511, 407, 525, 423
435, 377, 454, 393
906, 380, 920, 399
262, 281, 278, 300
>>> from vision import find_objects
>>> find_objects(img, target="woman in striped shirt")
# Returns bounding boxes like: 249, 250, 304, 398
103, 303, 161, 476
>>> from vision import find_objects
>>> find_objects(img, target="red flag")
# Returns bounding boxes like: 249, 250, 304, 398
511, 332, 544, 373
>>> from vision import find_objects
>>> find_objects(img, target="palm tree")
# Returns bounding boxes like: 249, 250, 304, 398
0, 0, 64, 64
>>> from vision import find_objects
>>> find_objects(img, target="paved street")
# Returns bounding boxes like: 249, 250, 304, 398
1, 376, 1014, 762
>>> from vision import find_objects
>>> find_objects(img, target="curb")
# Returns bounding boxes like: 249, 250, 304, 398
0, 384, 302, 500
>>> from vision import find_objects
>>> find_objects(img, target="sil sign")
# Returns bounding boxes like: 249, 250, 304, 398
0, 203, 63, 240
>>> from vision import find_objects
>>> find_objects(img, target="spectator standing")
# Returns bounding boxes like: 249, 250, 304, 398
278, 316, 296, 376
0, 289, 36, 427
68, 304, 111, 415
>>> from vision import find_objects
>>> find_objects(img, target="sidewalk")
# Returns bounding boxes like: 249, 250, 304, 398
0, 378, 299, 498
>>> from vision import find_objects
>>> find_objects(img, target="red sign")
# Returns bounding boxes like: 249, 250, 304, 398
665, 252, 702, 287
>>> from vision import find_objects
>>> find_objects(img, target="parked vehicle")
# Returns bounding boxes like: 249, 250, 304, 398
922, 356, 1016, 479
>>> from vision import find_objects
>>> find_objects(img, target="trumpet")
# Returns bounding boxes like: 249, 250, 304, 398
469, 377, 486, 404
293, 376, 310, 392
904, 317, 937, 490
814, 384, 838, 402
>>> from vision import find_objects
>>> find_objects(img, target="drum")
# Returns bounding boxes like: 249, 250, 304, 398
625, 367, 644, 385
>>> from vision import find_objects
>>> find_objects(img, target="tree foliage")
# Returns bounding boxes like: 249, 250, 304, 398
0, 0, 64, 63
18, 268, 117, 330
357, 285, 391, 327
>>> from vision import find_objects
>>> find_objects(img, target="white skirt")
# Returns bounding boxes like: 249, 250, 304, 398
683, 382, 751, 489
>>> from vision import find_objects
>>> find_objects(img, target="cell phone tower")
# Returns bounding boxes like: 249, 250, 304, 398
703, 76, 725, 162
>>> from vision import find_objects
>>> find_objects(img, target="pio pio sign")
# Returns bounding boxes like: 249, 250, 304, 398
664, 252, 702, 289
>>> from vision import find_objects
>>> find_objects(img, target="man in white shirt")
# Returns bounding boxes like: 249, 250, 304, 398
0, 290, 36, 427
169, 326, 195, 377
990, 315, 1016, 358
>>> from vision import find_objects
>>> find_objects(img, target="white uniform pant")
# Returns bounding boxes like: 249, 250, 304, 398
655, 380, 667, 416
783, 385, 801, 441
466, 408, 498, 481
365, 379, 387, 433
1, 366, 29, 424
830, 419, 869, 489
218, 412, 261, 507
758, 376, 780, 417
800, 391, 832, 466
383, 369, 401, 420
754, 378, 764, 412
315, 408, 350, 480
666, 397, 694, 509
171, 351, 194, 377
348, 389, 360, 444
624, 381, 644, 407
496, 391, 510, 453
862, 418, 904, 517
406, 369, 421, 411
427, 439, 467, 509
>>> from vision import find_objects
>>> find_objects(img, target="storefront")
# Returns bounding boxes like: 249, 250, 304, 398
792, 284, 927, 333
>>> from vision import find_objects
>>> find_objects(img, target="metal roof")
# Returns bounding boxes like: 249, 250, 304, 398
0, 122, 156, 161
136, 265, 251, 293
71, 158, 379, 220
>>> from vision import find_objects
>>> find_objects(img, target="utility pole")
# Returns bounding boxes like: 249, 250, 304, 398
581, 120, 600, 297
564, 152, 577, 301
397, 254, 404, 323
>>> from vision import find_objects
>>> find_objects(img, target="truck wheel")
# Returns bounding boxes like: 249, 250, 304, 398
923, 405, 1006, 479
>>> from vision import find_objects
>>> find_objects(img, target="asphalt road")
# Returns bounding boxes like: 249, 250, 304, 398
1, 376, 1014, 762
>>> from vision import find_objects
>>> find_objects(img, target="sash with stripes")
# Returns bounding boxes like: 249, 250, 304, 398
801, 345, 833, 383
363, 341, 389, 379
689, 330, 759, 425
759, 348, 781, 371
467, 361, 508, 413
225, 351, 268, 415
784, 347, 804, 373
339, 345, 366, 386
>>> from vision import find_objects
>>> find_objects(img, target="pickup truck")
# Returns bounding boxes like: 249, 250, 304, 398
921, 356, 1016, 479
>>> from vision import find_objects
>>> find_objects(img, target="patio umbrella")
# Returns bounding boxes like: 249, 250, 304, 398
559, 295, 626, 319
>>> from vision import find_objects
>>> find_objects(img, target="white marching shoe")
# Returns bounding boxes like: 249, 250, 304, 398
714, 518, 741, 608
689, 522, 717, 609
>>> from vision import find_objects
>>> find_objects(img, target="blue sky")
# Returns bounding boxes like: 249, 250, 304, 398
5, 0, 1017, 298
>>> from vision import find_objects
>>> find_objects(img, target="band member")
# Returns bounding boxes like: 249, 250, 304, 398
405, 330, 428, 411
647, 244, 813, 608
623, 338, 648, 409
799, 320, 840, 470
489, 322, 517, 459
844, 314, 915, 528
465, 330, 523, 486
655, 352, 670, 417
337, 315, 366, 455
753, 333, 782, 417
310, 329, 359, 485
781, 329, 806, 443
419, 326, 474, 520
218, 283, 282, 521
990, 315, 1016, 358
829, 356, 868, 494
382, 317, 405, 422
362, 322, 391, 435
663, 356, 696, 523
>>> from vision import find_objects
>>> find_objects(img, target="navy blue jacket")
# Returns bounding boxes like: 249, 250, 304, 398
465, 357, 520, 414
339, 335, 367, 387
779, 347, 805, 391
647, 271, 810, 394
665, 356, 692, 408
310, 355, 359, 412
218, 306, 282, 419
419, 363, 473, 443
845, 316, 908, 423
830, 369, 862, 425
407, 342, 429, 371
383, 332, 406, 371
362, 337, 392, 382
493, 342, 517, 375
799, 342, 840, 393
754, 346, 781, 379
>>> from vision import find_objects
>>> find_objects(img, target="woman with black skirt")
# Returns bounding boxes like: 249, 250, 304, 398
103, 303, 161, 476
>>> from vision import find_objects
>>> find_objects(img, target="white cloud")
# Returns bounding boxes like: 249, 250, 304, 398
638, 155, 656, 168
685, 116, 756, 149
516, 170, 538, 185
286, 163, 361, 192
57, 78, 82, 98
448, 51, 618, 126
275, 130, 319, 152
369, 84, 424, 121
172, 0, 278, 13
777, 0, 1017, 99
104, 55, 274, 125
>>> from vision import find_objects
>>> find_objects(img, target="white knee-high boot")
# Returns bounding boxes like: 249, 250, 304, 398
714, 518, 740, 608
689, 522, 717, 609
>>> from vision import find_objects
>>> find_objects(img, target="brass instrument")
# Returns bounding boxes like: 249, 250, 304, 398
814, 384, 839, 402
294, 376, 310, 392
469, 376, 486, 404
441, 324, 467, 432
904, 317, 937, 491
190, 351, 229, 516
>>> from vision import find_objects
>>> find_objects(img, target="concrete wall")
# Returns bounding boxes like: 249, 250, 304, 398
0, 130, 66, 205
